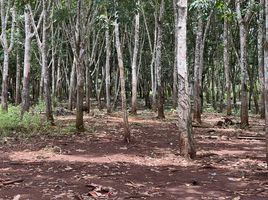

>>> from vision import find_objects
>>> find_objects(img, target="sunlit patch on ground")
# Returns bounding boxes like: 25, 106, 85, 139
0, 112, 267, 199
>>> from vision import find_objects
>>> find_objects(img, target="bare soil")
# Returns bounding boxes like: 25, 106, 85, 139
0, 111, 267, 200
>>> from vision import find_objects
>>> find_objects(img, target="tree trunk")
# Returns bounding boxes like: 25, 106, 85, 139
224, 15, 232, 115
21, 10, 33, 114
264, 0, 268, 166
2, 51, 9, 112
172, 0, 178, 109
236, 0, 251, 127
75, 0, 85, 131
85, 60, 91, 114
105, 18, 111, 113
193, 15, 203, 123
176, 0, 196, 159
68, 58, 76, 110
76, 57, 84, 131
56, 57, 61, 100
15, 51, 21, 105
131, 5, 140, 115
259, 0, 265, 118
0, 1, 16, 112
42, 0, 54, 124
155, 0, 165, 119
39, 65, 45, 99
211, 64, 216, 110
114, 9, 131, 143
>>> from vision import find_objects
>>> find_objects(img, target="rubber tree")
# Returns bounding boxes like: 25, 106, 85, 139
29, 0, 54, 124
155, 0, 165, 119
114, 0, 131, 142
131, 0, 140, 115
21, 3, 42, 115
192, 0, 214, 123
264, 0, 268, 167
223, 1, 232, 115
258, 0, 265, 118
0, 0, 16, 112
176, 0, 196, 158
235, 0, 255, 127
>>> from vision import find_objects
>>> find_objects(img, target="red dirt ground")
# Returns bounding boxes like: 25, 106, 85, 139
0, 111, 267, 200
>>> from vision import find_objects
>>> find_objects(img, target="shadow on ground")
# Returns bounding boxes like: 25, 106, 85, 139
0, 112, 267, 200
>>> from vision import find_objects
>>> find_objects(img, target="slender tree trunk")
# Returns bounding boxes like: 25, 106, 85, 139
264, 0, 268, 166
236, 0, 251, 127
15, 51, 21, 105
224, 15, 232, 115
105, 19, 111, 113
21, 10, 33, 114
259, 0, 265, 118
39, 66, 44, 99
0, 1, 16, 112
68, 58, 76, 110
155, 0, 165, 119
193, 15, 203, 123
75, 0, 85, 131
42, 0, 54, 124
131, 5, 140, 115
1, 51, 9, 112
113, 68, 120, 109
150, 13, 158, 111
76, 57, 84, 130
211, 64, 216, 110
193, 8, 213, 122
176, 0, 196, 159
172, 0, 178, 109
114, 9, 131, 143
85, 59, 91, 114
56, 57, 61, 100
51, 18, 56, 102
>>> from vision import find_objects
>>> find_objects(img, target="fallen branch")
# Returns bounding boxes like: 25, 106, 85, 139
237, 136, 265, 140
124, 194, 153, 199
2, 179, 24, 186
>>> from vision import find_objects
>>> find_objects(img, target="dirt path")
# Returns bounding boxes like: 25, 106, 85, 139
0, 112, 267, 200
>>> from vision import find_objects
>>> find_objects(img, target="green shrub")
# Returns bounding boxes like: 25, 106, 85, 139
34, 99, 46, 113
0, 106, 48, 137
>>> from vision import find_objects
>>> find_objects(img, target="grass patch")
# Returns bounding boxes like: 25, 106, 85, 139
0, 106, 49, 138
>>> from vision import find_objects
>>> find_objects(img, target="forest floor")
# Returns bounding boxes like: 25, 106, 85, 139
0, 110, 267, 200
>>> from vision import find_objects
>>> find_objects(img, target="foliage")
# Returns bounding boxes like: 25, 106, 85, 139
34, 99, 46, 113
0, 106, 48, 137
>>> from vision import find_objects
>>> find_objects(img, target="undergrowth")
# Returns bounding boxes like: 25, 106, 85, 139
0, 106, 49, 138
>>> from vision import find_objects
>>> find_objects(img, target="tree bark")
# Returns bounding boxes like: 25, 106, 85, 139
236, 0, 254, 127
224, 14, 232, 115
176, 0, 196, 159
56, 57, 61, 100
0, 1, 16, 112
193, 8, 213, 123
105, 16, 111, 113
155, 0, 165, 119
114, 7, 131, 143
259, 0, 265, 118
68, 58, 76, 111
75, 0, 85, 131
193, 14, 203, 123
264, 0, 268, 166
172, 0, 178, 109
15, 51, 21, 105
131, 4, 140, 115
21, 9, 33, 114
85, 58, 91, 114
28, 1, 54, 123
42, 0, 54, 124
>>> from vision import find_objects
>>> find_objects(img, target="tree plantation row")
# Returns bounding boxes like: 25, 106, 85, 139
0, 0, 268, 161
